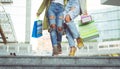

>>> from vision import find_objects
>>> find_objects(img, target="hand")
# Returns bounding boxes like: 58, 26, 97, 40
65, 14, 71, 23
36, 12, 40, 17
82, 10, 88, 15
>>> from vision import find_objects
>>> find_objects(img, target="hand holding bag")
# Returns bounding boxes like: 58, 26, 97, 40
81, 15, 92, 25
79, 13, 99, 41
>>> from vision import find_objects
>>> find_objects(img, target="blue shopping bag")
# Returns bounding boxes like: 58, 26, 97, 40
32, 20, 42, 38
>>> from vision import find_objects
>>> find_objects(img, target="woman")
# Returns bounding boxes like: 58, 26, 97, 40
36, 0, 67, 56
64, 0, 87, 56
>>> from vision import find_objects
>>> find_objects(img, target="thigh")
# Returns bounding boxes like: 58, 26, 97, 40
47, 5, 56, 25
56, 12, 64, 27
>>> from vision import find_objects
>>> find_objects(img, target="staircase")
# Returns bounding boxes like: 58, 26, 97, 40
0, 56, 120, 69
0, 1, 120, 69
0, 2, 17, 44
0, 41, 120, 69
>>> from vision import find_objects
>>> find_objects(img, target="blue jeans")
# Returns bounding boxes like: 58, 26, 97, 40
47, 2, 64, 47
64, 0, 80, 47
65, 21, 80, 47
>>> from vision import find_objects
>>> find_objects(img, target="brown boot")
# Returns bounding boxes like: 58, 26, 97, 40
76, 37, 84, 49
69, 46, 77, 56
57, 43, 62, 54
52, 46, 59, 56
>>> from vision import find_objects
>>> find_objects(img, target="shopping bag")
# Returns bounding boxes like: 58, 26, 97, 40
81, 15, 92, 25
78, 20, 99, 41
32, 20, 42, 38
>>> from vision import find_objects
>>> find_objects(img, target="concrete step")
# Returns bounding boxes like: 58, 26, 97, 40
0, 43, 32, 56
0, 56, 120, 69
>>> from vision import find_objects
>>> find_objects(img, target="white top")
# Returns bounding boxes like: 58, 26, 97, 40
51, 0, 64, 5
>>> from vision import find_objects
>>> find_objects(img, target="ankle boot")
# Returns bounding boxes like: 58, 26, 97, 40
76, 37, 84, 49
52, 46, 59, 56
69, 46, 77, 56
57, 43, 62, 54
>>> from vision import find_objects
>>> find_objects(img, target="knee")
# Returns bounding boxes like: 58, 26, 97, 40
57, 27, 63, 32
49, 24, 56, 33
65, 14, 71, 23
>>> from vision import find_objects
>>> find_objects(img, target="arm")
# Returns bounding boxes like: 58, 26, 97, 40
36, 0, 48, 17
79, 0, 87, 15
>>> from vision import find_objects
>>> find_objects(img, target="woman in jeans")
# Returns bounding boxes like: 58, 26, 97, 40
64, 0, 87, 56
37, 0, 67, 56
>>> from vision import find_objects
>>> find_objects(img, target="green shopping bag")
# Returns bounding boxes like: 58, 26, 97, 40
78, 20, 99, 41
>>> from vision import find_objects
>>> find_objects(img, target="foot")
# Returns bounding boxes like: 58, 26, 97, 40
52, 46, 59, 56
69, 46, 77, 56
76, 37, 84, 49
57, 43, 62, 54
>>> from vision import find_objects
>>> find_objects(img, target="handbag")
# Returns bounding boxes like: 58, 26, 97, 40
78, 20, 99, 41
81, 15, 92, 25
32, 20, 42, 38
